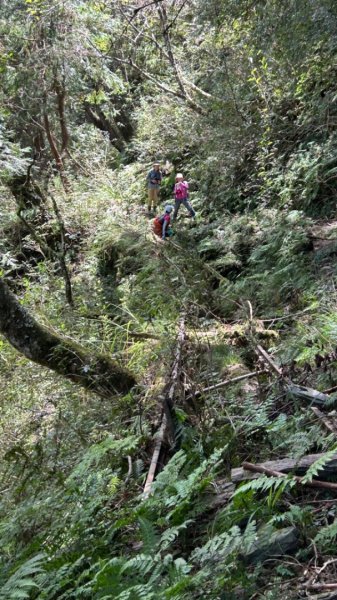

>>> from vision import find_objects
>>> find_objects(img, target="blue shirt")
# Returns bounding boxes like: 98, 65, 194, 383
147, 169, 162, 188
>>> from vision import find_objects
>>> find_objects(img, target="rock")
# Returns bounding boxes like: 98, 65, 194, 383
242, 525, 300, 565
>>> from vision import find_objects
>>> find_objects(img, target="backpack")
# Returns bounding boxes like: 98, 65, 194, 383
153, 215, 164, 236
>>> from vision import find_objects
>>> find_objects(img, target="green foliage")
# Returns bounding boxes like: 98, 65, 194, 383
314, 518, 337, 552
301, 444, 337, 484
2, 0, 337, 598
233, 476, 296, 501
0, 553, 45, 599
67, 434, 141, 481
0, 122, 30, 180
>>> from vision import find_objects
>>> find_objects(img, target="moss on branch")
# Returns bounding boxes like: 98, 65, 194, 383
0, 278, 136, 397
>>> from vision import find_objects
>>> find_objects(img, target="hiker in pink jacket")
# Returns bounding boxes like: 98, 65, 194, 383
172, 173, 195, 221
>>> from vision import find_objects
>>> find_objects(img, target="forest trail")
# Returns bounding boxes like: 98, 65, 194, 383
1, 0, 337, 597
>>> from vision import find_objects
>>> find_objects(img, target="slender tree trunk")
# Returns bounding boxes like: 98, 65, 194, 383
54, 75, 69, 154
0, 278, 136, 397
50, 192, 74, 306
43, 109, 70, 191
42, 87, 70, 192
157, 3, 187, 98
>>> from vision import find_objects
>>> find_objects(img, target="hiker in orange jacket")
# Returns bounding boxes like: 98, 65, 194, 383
153, 205, 174, 240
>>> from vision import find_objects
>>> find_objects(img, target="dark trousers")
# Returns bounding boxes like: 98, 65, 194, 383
173, 198, 195, 220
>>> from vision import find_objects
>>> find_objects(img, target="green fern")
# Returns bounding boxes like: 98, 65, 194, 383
67, 434, 140, 481
268, 504, 311, 528
191, 525, 242, 566
301, 444, 337, 484
133, 458, 145, 479
120, 554, 157, 577
138, 517, 159, 556
0, 553, 45, 600
314, 518, 337, 550
159, 520, 194, 551
233, 475, 296, 499
240, 519, 258, 554
150, 450, 187, 492
114, 584, 156, 600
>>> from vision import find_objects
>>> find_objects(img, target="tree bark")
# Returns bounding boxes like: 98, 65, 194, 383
50, 192, 74, 306
10, 178, 74, 307
54, 75, 69, 154
0, 278, 136, 397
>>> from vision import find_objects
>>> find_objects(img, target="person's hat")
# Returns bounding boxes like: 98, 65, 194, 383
176, 173, 183, 179
165, 204, 173, 213
153, 161, 161, 166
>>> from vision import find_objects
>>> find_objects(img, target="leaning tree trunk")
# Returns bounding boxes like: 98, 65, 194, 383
0, 278, 136, 397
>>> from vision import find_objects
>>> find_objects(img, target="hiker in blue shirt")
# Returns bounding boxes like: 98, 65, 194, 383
146, 162, 162, 213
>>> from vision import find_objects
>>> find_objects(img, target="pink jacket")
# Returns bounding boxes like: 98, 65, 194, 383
174, 181, 189, 200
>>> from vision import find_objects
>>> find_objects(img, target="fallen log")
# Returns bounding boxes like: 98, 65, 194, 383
0, 278, 136, 397
255, 344, 283, 377
323, 385, 337, 395
286, 383, 331, 406
209, 481, 236, 508
143, 417, 167, 497
232, 453, 337, 483
143, 314, 186, 498
308, 584, 337, 591
192, 370, 267, 399
311, 406, 337, 434
242, 461, 337, 491
309, 594, 337, 600
254, 345, 334, 409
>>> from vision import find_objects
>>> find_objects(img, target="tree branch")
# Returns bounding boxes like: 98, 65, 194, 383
0, 278, 136, 397
113, 56, 205, 115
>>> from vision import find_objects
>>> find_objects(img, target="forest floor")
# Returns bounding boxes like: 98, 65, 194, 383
2, 174, 337, 599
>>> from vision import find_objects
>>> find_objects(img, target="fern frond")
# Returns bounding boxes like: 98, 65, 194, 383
269, 504, 309, 527
138, 517, 159, 556
240, 519, 257, 554
151, 450, 187, 492
121, 553, 156, 577
0, 553, 45, 600
160, 520, 194, 550
68, 434, 140, 481
232, 475, 295, 499
314, 518, 337, 550
191, 525, 242, 566
301, 445, 337, 484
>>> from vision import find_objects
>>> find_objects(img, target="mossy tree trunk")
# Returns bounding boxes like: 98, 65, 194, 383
0, 278, 136, 397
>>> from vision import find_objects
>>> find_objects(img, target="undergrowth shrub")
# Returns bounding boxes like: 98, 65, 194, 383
212, 209, 314, 317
